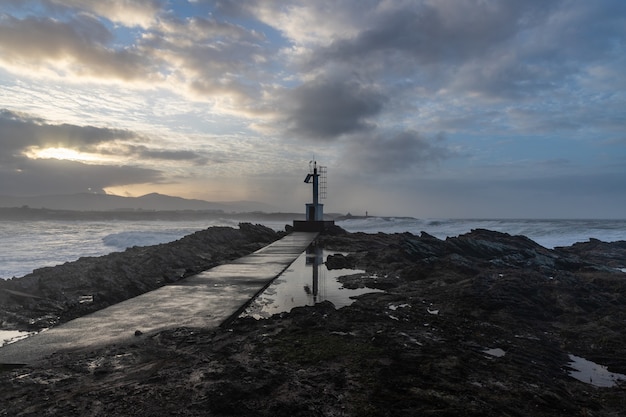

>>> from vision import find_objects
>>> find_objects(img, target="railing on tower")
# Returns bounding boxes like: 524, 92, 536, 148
319, 166, 327, 199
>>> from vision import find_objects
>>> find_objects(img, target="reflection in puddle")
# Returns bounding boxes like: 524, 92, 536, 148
243, 245, 382, 319
483, 348, 506, 358
0, 330, 35, 347
567, 354, 626, 387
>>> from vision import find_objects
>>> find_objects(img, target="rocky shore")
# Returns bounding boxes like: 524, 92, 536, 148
1, 225, 626, 416
0, 223, 283, 331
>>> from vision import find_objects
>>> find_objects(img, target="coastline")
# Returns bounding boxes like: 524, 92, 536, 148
0, 223, 283, 331
2, 215, 625, 280
1, 226, 626, 415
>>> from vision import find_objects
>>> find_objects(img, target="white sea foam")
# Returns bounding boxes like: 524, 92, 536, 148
102, 230, 192, 250
0, 219, 260, 279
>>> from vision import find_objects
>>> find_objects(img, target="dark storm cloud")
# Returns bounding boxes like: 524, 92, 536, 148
102, 145, 208, 164
0, 109, 136, 157
307, 2, 548, 66
345, 130, 454, 174
282, 78, 387, 140
299, 1, 623, 99
0, 109, 207, 163
0, 109, 170, 195
0, 157, 162, 196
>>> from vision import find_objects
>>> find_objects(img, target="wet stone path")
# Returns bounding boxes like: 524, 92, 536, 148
0, 232, 318, 365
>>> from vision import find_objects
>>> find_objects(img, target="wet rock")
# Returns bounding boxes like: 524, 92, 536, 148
555, 238, 626, 268
325, 253, 355, 269
0, 223, 281, 330
2, 227, 626, 416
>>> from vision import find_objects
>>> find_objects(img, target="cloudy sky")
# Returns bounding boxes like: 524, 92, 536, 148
0, 0, 624, 218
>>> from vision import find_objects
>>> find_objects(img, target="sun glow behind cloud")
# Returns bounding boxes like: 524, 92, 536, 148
24, 146, 108, 163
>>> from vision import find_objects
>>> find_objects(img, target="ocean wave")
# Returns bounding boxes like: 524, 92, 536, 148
2, 217, 625, 280
336, 217, 626, 248
102, 230, 194, 250
336, 216, 426, 233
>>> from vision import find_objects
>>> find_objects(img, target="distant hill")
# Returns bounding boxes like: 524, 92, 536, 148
0, 193, 277, 213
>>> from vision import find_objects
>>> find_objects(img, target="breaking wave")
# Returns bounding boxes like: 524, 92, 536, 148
336, 217, 626, 249
102, 230, 193, 250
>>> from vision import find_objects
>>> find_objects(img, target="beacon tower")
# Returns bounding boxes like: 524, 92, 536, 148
293, 161, 335, 232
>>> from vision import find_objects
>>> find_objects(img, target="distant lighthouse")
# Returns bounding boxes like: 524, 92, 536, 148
304, 160, 324, 221
293, 161, 335, 232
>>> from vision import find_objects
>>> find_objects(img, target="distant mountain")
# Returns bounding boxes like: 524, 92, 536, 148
0, 193, 277, 213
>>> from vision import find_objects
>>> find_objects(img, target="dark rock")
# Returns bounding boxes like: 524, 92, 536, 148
320, 224, 348, 235
0, 224, 281, 330
555, 238, 626, 268
2, 228, 626, 416
325, 253, 355, 269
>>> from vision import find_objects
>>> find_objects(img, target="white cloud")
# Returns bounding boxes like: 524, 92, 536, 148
48, 0, 162, 28
239, 0, 378, 47
0, 0, 623, 216
0, 14, 159, 82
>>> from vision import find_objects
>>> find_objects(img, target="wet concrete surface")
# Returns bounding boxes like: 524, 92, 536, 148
0, 232, 318, 365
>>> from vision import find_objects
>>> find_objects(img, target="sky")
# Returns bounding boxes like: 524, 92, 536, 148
0, 0, 624, 218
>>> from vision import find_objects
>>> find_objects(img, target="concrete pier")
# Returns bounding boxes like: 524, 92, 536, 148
0, 232, 318, 365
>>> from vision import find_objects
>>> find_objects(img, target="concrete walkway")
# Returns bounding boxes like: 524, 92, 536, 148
0, 232, 318, 365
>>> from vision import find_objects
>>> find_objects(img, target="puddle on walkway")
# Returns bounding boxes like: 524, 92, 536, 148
242, 246, 383, 319
567, 354, 626, 387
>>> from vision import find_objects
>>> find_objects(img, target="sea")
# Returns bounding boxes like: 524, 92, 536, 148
1, 217, 626, 280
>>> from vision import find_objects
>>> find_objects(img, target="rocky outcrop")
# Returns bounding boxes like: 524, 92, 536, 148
555, 238, 626, 268
0, 223, 282, 330
1, 226, 626, 416
320, 228, 592, 274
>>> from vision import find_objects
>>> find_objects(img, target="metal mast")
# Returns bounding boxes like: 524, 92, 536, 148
293, 160, 334, 231
304, 161, 326, 221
